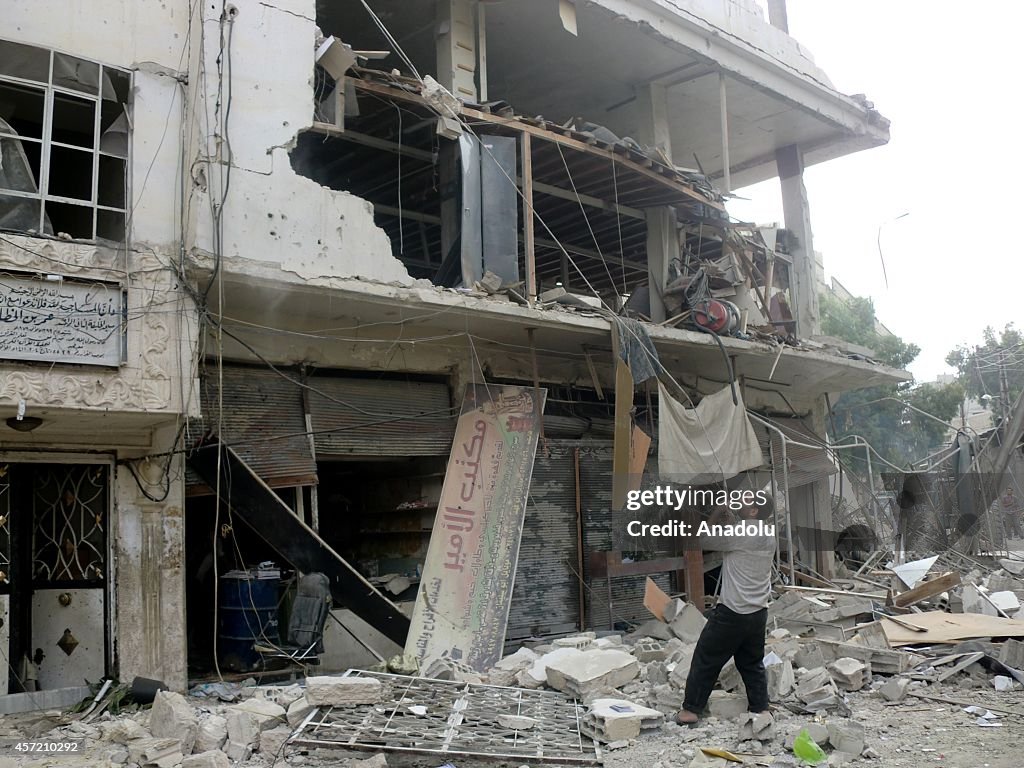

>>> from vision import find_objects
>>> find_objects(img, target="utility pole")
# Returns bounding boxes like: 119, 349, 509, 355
999, 348, 1012, 425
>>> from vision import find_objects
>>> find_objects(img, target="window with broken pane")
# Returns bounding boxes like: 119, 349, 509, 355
0, 39, 130, 241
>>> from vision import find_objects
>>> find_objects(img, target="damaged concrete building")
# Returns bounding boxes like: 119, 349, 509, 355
0, 0, 907, 708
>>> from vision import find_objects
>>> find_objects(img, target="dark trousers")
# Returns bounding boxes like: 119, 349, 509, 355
682, 604, 769, 714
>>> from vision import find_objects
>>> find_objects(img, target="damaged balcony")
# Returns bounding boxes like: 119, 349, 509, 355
291, 69, 801, 346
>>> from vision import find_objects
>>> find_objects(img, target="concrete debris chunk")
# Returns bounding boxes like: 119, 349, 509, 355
181, 751, 230, 768
718, 658, 746, 693
633, 638, 668, 662
737, 710, 775, 740
554, 634, 595, 650
354, 754, 389, 768
764, 657, 795, 701
523, 647, 581, 685
993, 675, 1016, 692
787, 722, 828, 748
150, 690, 198, 755
585, 698, 664, 741
194, 714, 227, 753
127, 737, 183, 768
826, 719, 866, 756
387, 653, 420, 676
493, 646, 539, 670
990, 590, 1021, 615
545, 649, 639, 696
793, 642, 826, 671
663, 598, 686, 623
629, 619, 674, 642
827, 657, 871, 692
879, 677, 910, 702
286, 696, 314, 727
100, 718, 150, 744
258, 724, 292, 756
999, 638, 1024, 669
668, 603, 707, 643
497, 714, 538, 730
306, 675, 383, 706
706, 690, 747, 721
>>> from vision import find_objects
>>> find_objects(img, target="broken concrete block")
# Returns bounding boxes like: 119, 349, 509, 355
764, 657, 795, 701
554, 632, 596, 650
194, 713, 227, 753
668, 647, 696, 689
539, 286, 567, 302
652, 684, 684, 714
286, 696, 314, 727
826, 719, 865, 756
100, 718, 150, 744
585, 698, 664, 741
633, 638, 668, 662
993, 675, 1016, 692
768, 628, 791, 640
828, 752, 857, 767
150, 690, 198, 755
387, 653, 419, 676
787, 722, 828, 748
494, 646, 538, 671
646, 661, 670, 686
546, 649, 639, 696
706, 690, 747, 721
962, 583, 999, 616
182, 751, 230, 768
879, 677, 910, 702
794, 642, 826, 671
629, 619, 674, 642
515, 667, 545, 689
827, 658, 871, 692
737, 710, 775, 740
127, 737, 183, 768
999, 638, 1024, 669
258, 724, 292, 757
353, 755, 388, 768
496, 714, 538, 730
306, 676, 383, 706
990, 590, 1021, 614
663, 598, 686, 623
668, 603, 707, 643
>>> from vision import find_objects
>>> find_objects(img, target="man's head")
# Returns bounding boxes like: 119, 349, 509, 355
739, 495, 775, 522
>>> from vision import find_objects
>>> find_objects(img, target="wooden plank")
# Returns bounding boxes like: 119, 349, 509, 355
881, 614, 928, 633
908, 691, 1024, 718
881, 611, 1024, 647
644, 576, 672, 621
934, 651, 985, 683
461, 106, 725, 210
891, 571, 961, 609
777, 584, 886, 599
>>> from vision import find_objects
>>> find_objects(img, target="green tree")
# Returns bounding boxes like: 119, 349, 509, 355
946, 324, 1023, 423
821, 294, 963, 470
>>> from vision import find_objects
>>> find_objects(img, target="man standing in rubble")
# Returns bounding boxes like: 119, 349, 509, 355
675, 495, 775, 726
996, 487, 1022, 542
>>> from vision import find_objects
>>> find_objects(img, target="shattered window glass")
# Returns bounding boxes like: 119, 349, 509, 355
0, 39, 130, 241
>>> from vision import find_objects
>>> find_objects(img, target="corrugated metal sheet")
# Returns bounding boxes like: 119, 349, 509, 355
309, 377, 454, 457
190, 366, 316, 490
756, 418, 836, 489
506, 442, 580, 640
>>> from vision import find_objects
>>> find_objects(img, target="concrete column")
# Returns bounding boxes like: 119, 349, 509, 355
635, 83, 676, 322
114, 423, 187, 690
805, 399, 835, 578
775, 144, 820, 339
767, 0, 790, 33
435, 0, 477, 101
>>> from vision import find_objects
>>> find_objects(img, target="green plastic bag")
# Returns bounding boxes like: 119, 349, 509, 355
792, 728, 827, 765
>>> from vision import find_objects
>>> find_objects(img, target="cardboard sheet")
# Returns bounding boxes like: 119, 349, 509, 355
882, 611, 1024, 646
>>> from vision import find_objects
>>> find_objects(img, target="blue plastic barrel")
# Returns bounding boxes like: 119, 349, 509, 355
218, 572, 280, 671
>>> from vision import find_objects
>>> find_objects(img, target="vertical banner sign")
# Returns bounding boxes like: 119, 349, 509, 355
406, 384, 546, 671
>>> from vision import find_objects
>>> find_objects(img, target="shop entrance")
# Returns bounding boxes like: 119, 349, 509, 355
0, 460, 110, 694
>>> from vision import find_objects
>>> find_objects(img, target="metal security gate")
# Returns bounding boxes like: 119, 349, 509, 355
0, 460, 110, 694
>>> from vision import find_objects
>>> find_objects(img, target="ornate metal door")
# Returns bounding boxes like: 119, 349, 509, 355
27, 464, 108, 690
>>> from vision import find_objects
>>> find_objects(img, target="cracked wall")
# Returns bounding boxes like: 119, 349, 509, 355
188, 0, 413, 286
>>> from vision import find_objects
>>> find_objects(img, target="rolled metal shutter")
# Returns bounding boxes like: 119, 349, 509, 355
757, 418, 837, 488
578, 442, 672, 630
190, 365, 317, 490
505, 442, 580, 641
309, 377, 454, 457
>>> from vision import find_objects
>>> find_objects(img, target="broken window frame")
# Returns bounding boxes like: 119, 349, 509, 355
0, 39, 131, 242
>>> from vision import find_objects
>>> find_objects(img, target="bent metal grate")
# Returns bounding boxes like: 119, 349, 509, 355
291, 670, 602, 764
